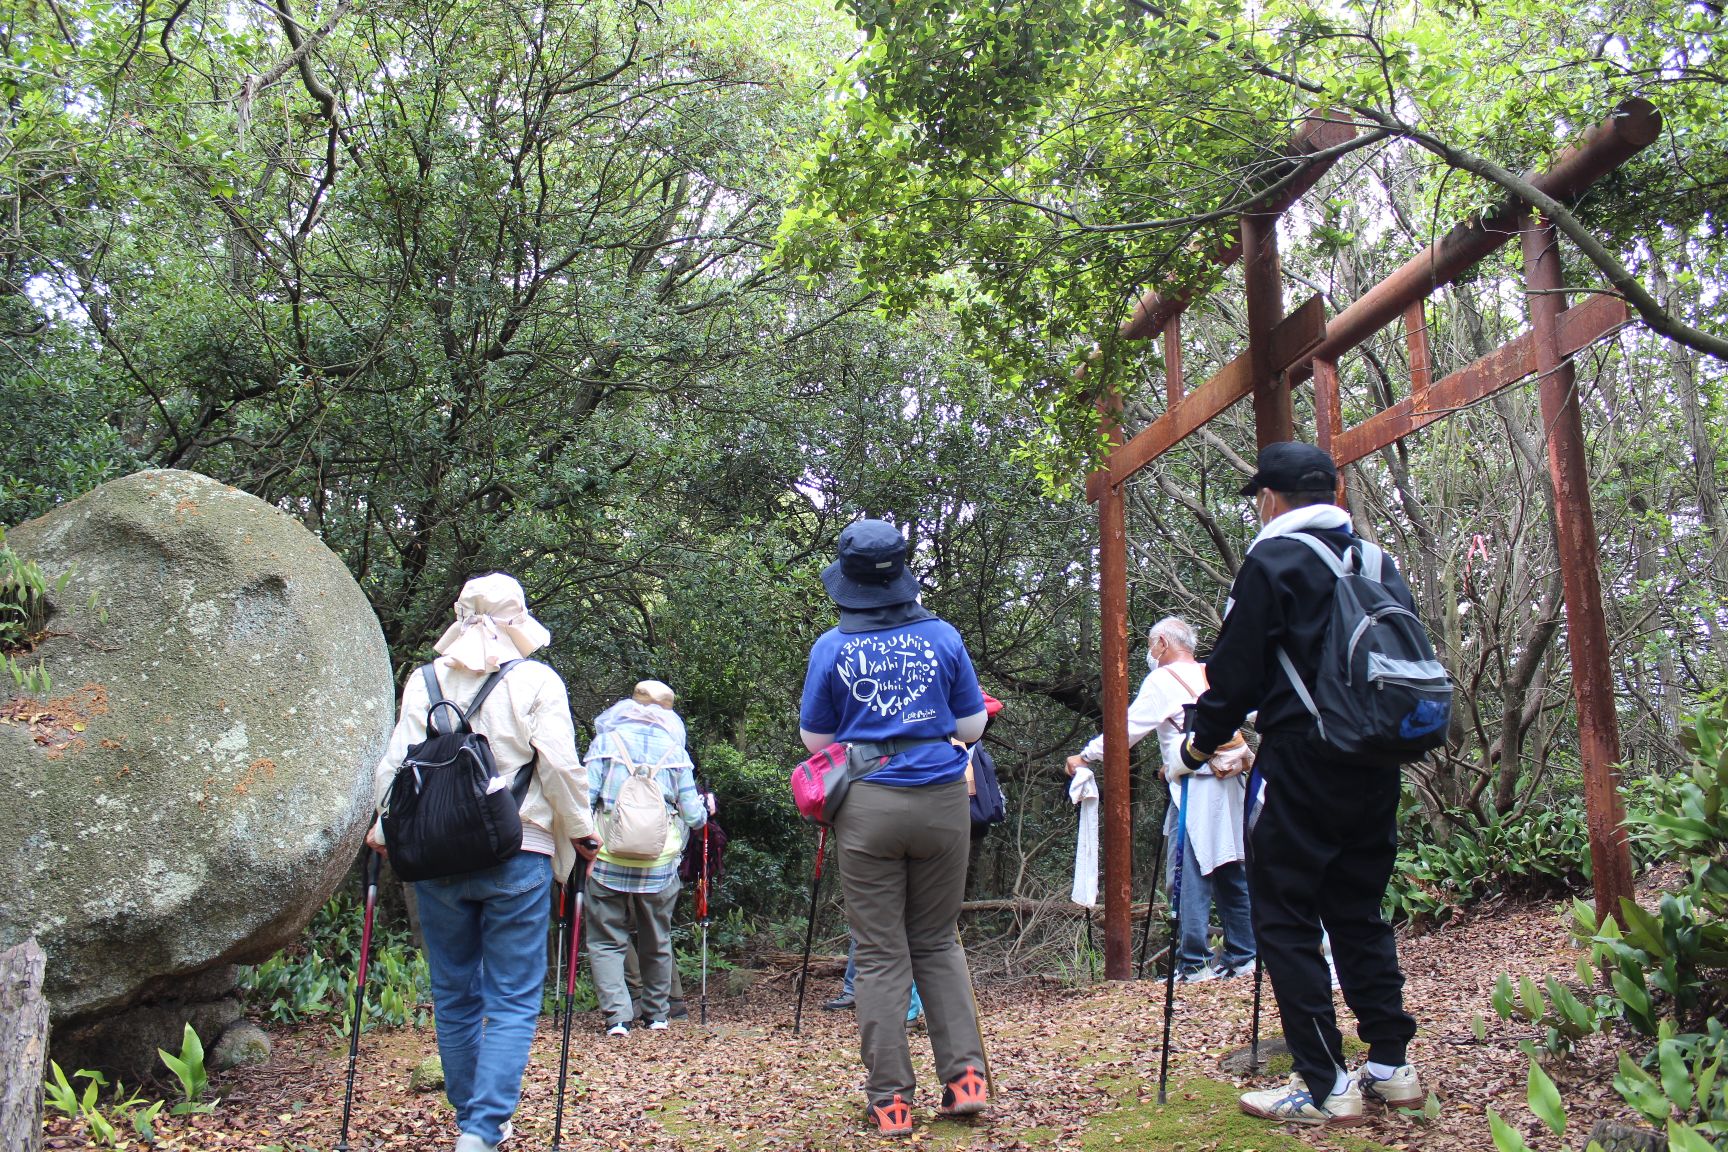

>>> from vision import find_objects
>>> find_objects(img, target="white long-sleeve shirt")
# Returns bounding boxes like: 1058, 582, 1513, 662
1079, 659, 1247, 875
373, 656, 597, 881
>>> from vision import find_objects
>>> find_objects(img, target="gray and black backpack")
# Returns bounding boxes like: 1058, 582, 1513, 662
1276, 534, 1452, 767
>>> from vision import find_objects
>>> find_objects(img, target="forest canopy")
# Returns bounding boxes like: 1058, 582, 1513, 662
1, 0, 1725, 919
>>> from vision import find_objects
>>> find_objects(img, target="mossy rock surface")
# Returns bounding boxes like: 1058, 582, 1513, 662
0, 469, 393, 1066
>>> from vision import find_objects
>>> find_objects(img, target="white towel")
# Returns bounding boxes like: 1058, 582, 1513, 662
1069, 766, 1100, 907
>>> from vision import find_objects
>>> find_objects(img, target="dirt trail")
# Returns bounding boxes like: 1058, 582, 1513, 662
45, 886, 1649, 1151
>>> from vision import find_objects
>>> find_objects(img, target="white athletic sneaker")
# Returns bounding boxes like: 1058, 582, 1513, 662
605, 1022, 630, 1037
1176, 965, 1222, 984
1357, 1064, 1425, 1108
1218, 958, 1257, 978
646, 1019, 670, 1031
1239, 1074, 1365, 1126
454, 1134, 498, 1152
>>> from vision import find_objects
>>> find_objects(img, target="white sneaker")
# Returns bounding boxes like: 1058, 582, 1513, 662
454, 1135, 499, 1152
1218, 958, 1257, 978
1239, 1074, 1365, 1126
1176, 965, 1222, 984
498, 1120, 513, 1147
1357, 1064, 1424, 1108
646, 1019, 669, 1031
605, 1022, 630, 1037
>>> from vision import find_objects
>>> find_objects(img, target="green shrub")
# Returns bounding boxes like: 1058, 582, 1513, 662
1488, 693, 1728, 1152
157, 1023, 216, 1114
237, 892, 430, 1031
1387, 801, 1592, 926
44, 1059, 181, 1146
0, 526, 58, 693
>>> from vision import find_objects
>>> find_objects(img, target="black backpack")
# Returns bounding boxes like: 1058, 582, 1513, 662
381, 661, 536, 882
1276, 534, 1452, 768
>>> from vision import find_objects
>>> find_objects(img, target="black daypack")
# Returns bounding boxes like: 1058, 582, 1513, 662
1276, 533, 1452, 768
381, 661, 536, 882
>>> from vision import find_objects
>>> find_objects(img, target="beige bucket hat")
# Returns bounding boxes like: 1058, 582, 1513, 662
434, 573, 551, 672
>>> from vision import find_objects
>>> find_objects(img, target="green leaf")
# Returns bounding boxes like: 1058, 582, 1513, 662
1614, 1050, 1669, 1125
1659, 1041, 1695, 1113
1527, 1060, 1566, 1139
1621, 900, 1667, 956
1519, 974, 1545, 1022
1667, 1121, 1720, 1152
1544, 977, 1595, 1037
1488, 1107, 1536, 1152
1492, 972, 1518, 1020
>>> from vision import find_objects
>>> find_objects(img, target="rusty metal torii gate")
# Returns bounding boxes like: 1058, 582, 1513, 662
1088, 99, 1660, 980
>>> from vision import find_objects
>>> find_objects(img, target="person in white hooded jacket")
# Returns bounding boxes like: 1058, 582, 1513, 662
367, 573, 598, 1152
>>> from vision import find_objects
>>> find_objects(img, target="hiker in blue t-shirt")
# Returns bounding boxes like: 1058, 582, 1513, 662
798, 519, 991, 1137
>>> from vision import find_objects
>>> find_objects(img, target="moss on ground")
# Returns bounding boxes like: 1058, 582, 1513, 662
1081, 1076, 1398, 1152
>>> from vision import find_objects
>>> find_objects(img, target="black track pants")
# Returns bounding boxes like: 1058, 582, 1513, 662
1248, 734, 1416, 1100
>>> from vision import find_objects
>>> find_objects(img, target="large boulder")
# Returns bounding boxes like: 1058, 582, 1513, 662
0, 469, 394, 1072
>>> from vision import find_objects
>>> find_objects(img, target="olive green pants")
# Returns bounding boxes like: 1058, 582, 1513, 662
834, 778, 987, 1107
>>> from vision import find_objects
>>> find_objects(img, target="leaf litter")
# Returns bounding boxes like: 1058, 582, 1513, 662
43, 873, 1675, 1151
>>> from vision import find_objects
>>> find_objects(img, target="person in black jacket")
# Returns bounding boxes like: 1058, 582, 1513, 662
1180, 442, 1426, 1127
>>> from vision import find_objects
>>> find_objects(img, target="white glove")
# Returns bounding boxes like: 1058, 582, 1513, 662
704, 792, 718, 816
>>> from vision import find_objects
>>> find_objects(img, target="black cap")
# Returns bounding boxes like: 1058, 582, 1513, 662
820, 519, 921, 609
1238, 441, 1338, 496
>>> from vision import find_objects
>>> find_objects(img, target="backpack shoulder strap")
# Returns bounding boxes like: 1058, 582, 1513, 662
422, 664, 466, 736
1164, 664, 1206, 700
461, 657, 523, 720
1284, 530, 1350, 578
1276, 646, 1325, 738
1354, 540, 1386, 582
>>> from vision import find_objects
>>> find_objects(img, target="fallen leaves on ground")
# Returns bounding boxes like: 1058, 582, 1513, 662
44, 871, 1675, 1151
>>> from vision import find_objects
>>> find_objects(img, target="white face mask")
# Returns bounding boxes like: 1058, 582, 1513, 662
1147, 643, 1162, 670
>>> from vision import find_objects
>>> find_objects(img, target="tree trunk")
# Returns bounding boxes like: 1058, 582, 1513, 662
1660, 258, 1728, 668
0, 938, 48, 1152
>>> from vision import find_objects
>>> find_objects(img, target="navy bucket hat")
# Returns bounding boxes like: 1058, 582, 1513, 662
820, 519, 921, 609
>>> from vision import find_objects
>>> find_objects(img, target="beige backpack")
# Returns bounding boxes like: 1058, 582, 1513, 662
599, 742, 678, 860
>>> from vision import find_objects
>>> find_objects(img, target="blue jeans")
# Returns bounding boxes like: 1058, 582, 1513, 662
842, 938, 923, 1019
1171, 837, 1256, 974
416, 851, 551, 1146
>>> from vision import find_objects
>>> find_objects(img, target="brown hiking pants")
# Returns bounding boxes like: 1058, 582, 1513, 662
834, 778, 988, 1107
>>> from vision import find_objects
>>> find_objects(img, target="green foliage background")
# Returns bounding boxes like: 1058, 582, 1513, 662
1, 0, 1725, 944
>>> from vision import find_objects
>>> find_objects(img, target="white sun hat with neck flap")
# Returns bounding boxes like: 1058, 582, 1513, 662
434, 573, 551, 672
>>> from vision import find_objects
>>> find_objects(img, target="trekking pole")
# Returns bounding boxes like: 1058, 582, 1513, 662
698, 817, 711, 1025
1137, 794, 1171, 977
1157, 775, 1189, 1106
792, 824, 828, 1036
551, 882, 566, 1026
335, 849, 381, 1152
1245, 764, 1264, 1072
551, 852, 594, 1152
1249, 955, 1266, 1070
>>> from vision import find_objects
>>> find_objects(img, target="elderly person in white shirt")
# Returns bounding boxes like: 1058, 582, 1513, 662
368, 573, 599, 1152
1066, 616, 1256, 981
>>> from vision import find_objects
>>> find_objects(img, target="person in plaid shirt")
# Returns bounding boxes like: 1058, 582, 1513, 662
583, 681, 712, 1035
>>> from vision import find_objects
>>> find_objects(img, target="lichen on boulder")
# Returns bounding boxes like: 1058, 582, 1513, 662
0, 469, 394, 1073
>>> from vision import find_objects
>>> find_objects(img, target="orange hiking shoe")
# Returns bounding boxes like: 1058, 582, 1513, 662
867, 1094, 914, 1137
938, 1066, 989, 1117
